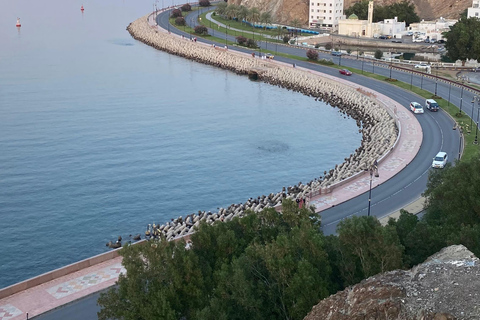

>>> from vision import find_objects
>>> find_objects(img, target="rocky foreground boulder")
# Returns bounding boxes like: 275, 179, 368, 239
304, 245, 480, 320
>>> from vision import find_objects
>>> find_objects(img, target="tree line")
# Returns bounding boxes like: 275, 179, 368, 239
345, 0, 420, 26
98, 157, 480, 320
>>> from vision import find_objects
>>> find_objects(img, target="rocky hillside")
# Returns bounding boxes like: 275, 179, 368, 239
304, 245, 480, 320
228, 0, 470, 25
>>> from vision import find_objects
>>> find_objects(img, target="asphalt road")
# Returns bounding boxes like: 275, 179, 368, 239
38, 8, 476, 319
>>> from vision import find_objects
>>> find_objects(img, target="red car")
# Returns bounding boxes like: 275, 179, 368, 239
339, 69, 353, 76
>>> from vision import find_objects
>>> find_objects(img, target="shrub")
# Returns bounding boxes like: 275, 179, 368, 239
306, 49, 319, 60
199, 0, 210, 6
194, 25, 208, 35
346, 48, 352, 54
402, 52, 415, 60
171, 8, 182, 18
374, 49, 383, 59
175, 17, 186, 26
315, 43, 321, 48
289, 39, 296, 45
325, 42, 332, 50
181, 4, 191, 12
246, 38, 257, 48
282, 35, 290, 43
236, 35, 247, 45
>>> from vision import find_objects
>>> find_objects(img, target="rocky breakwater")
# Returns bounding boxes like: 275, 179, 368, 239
127, 14, 398, 241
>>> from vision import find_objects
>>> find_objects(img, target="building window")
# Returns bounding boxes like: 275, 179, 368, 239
329, 17, 332, 20
329, 10, 332, 13
324, 10, 326, 12
330, 3, 332, 6
317, 9, 320, 12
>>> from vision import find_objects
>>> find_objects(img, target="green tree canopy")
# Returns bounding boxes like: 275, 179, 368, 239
98, 200, 331, 320
345, 0, 419, 25
444, 17, 480, 65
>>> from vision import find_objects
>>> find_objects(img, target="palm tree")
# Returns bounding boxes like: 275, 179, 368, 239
260, 11, 272, 29
237, 5, 249, 25
225, 4, 238, 20
215, 2, 227, 17
247, 7, 260, 24
290, 18, 302, 43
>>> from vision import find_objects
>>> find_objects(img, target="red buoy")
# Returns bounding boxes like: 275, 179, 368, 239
16, 17, 21, 27
81, 5, 84, 11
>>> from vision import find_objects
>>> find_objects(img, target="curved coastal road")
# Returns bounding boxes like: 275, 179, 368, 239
160, 9, 463, 233
38, 8, 471, 320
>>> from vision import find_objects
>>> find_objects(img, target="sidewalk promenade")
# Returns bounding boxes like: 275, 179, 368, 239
0, 13, 424, 320
0, 257, 124, 320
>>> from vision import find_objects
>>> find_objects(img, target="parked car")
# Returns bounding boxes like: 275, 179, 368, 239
425, 98, 439, 112
339, 69, 352, 76
410, 102, 424, 114
414, 63, 430, 70
331, 51, 342, 56
379, 35, 387, 39
266, 53, 274, 60
391, 40, 402, 43
432, 151, 448, 168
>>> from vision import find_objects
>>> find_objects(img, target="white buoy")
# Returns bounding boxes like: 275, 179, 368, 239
16, 17, 21, 27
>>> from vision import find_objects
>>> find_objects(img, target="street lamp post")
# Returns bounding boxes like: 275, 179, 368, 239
366, 160, 379, 217
389, 49, 393, 80
471, 96, 476, 130
460, 79, 465, 114
434, 63, 439, 97
475, 105, 480, 144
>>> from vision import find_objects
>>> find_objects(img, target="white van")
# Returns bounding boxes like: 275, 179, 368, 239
425, 99, 439, 112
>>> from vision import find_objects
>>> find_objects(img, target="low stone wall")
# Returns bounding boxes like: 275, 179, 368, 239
127, 14, 398, 241
0, 243, 138, 300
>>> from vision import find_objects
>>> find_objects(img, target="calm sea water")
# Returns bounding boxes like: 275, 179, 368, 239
0, 0, 361, 288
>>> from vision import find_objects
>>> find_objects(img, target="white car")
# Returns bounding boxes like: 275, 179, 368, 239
432, 151, 448, 168
410, 102, 424, 114
414, 63, 430, 70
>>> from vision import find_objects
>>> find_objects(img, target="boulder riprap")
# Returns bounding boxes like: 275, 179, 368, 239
127, 14, 398, 241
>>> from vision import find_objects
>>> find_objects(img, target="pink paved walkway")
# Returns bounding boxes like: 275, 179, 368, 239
0, 257, 124, 320
0, 13, 423, 320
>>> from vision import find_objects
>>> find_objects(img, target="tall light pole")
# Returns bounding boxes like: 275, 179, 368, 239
389, 49, 393, 80
471, 96, 476, 129
434, 63, 439, 96
460, 80, 465, 115
475, 104, 480, 144
366, 160, 379, 217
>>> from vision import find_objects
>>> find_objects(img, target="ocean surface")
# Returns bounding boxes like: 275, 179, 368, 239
0, 0, 361, 288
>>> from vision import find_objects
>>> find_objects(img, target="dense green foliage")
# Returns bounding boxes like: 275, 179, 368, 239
345, 0, 420, 26
199, 0, 210, 7
175, 17, 186, 26
306, 49, 319, 61
443, 17, 480, 65
99, 158, 480, 320
181, 4, 191, 12
170, 8, 182, 18
374, 49, 383, 60
194, 25, 208, 35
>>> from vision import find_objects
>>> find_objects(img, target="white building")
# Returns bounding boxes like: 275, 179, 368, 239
309, 0, 345, 31
338, 2, 405, 39
467, 0, 480, 18
407, 18, 456, 41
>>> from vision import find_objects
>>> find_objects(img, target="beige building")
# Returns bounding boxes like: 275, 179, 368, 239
338, 1, 405, 38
